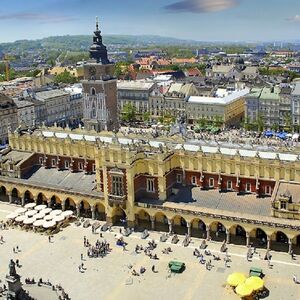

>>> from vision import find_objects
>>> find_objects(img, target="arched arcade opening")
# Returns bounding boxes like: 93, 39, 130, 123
0, 186, 9, 202
249, 228, 268, 249
136, 210, 151, 231
190, 218, 207, 238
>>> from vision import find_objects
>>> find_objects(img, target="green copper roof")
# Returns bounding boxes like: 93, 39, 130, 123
259, 86, 280, 101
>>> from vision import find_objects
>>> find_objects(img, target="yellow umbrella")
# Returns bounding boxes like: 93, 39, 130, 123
245, 276, 264, 291
227, 273, 246, 287
235, 283, 253, 297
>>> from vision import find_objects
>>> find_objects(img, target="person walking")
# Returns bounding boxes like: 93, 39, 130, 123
81, 253, 83, 261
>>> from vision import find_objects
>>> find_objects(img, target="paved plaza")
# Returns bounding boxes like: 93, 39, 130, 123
0, 203, 300, 300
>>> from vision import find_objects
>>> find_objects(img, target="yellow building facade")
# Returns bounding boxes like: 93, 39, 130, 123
1, 127, 300, 253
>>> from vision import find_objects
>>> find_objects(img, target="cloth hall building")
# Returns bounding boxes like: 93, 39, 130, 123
1, 127, 300, 254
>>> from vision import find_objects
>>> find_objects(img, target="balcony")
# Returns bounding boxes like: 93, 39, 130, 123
108, 194, 127, 206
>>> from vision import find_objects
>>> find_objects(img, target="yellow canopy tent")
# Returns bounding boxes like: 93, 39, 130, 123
235, 283, 254, 297
227, 273, 246, 287
245, 276, 264, 291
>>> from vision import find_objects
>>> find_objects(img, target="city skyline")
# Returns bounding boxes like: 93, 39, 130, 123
1, 0, 300, 43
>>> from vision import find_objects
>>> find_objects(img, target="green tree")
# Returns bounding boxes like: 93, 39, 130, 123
213, 115, 224, 128
255, 114, 265, 132
283, 113, 292, 132
54, 70, 78, 84
142, 112, 150, 123
121, 103, 136, 122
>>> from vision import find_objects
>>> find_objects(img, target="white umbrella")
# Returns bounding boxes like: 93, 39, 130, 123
41, 208, 52, 215
43, 220, 56, 229
23, 218, 35, 225
53, 215, 65, 223
293, 133, 299, 140
15, 208, 27, 214
50, 210, 62, 216
61, 210, 73, 217
24, 203, 36, 209
6, 212, 19, 220
33, 220, 44, 227
35, 212, 46, 220
34, 205, 47, 211
15, 215, 26, 222
44, 215, 53, 221
25, 210, 37, 217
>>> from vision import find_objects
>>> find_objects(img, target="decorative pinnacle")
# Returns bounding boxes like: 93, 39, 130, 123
96, 16, 99, 31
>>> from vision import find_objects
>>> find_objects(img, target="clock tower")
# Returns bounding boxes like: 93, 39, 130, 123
81, 18, 118, 132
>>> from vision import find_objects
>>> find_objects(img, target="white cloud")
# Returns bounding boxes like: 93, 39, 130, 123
287, 15, 300, 22
165, 0, 240, 13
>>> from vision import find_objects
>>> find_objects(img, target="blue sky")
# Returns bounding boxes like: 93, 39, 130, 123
1, 0, 300, 42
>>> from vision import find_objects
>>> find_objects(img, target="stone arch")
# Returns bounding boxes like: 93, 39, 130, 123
79, 200, 92, 218
270, 231, 289, 253
154, 211, 168, 232
136, 209, 151, 231
49, 195, 62, 209
95, 203, 106, 221
190, 218, 207, 238
209, 221, 226, 242
23, 190, 34, 205
249, 227, 268, 249
172, 215, 188, 235
36, 192, 48, 205
292, 234, 300, 255
11, 187, 22, 205
111, 206, 127, 226
229, 224, 247, 245
0, 185, 9, 202
65, 197, 76, 211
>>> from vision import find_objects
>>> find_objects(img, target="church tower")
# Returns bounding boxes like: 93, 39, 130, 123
82, 18, 118, 132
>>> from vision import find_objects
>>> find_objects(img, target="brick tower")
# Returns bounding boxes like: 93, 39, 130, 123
82, 18, 118, 132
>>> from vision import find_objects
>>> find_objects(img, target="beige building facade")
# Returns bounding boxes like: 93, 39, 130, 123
0, 127, 300, 253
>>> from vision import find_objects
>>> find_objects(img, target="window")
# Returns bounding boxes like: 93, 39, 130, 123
209, 178, 214, 188
9, 163, 14, 171
51, 159, 56, 167
146, 178, 155, 193
227, 180, 232, 190
92, 164, 96, 172
112, 176, 123, 196
91, 87, 96, 95
265, 185, 272, 195
78, 162, 84, 171
176, 174, 182, 184
246, 183, 251, 192
65, 160, 70, 169
280, 201, 287, 210
39, 157, 43, 165
191, 176, 197, 185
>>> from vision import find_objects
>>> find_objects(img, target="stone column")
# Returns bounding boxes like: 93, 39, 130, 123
76, 204, 80, 217
226, 229, 230, 244
8, 192, 12, 204
206, 228, 211, 240
288, 238, 293, 254
61, 201, 66, 212
187, 222, 191, 237
47, 199, 51, 208
91, 205, 96, 220
267, 236, 271, 250
168, 219, 173, 234
21, 195, 25, 207
246, 232, 250, 247
150, 216, 155, 230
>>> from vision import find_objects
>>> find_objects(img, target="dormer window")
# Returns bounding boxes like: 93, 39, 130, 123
280, 201, 287, 210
